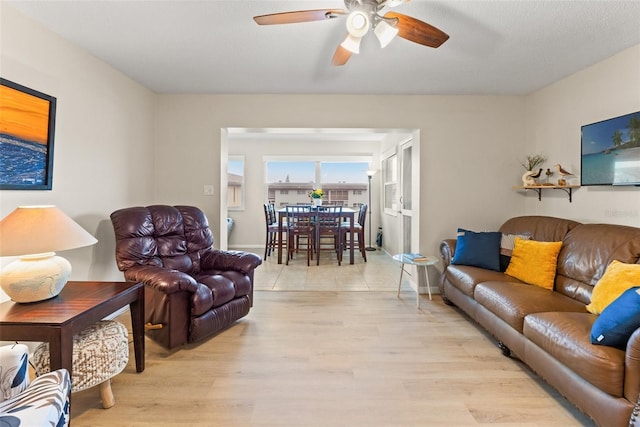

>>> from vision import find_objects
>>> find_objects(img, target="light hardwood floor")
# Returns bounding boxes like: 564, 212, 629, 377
70, 249, 594, 426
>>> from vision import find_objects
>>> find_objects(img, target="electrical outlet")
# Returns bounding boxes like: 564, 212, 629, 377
203, 185, 214, 196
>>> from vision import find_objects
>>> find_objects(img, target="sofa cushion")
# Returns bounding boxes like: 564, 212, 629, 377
499, 216, 580, 242
474, 281, 586, 332
591, 287, 640, 349
505, 239, 563, 290
0, 344, 30, 402
451, 229, 501, 271
524, 312, 625, 397
500, 233, 531, 256
499, 233, 531, 271
445, 265, 517, 297
555, 223, 640, 303
586, 260, 640, 314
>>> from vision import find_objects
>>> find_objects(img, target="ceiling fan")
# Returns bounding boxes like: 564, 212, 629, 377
253, 0, 449, 66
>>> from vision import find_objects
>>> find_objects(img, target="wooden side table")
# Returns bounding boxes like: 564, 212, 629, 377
0, 281, 145, 378
393, 254, 439, 308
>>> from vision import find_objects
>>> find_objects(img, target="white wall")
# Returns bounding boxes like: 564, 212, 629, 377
2, 4, 638, 297
154, 94, 528, 258
525, 45, 640, 226
0, 4, 156, 300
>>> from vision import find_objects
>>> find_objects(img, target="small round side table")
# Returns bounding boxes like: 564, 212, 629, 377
392, 253, 439, 308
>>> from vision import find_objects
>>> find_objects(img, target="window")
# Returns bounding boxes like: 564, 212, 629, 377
265, 158, 370, 207
228, 156, 244, 210
331, 189, 349, 202
382, 151, 398, 215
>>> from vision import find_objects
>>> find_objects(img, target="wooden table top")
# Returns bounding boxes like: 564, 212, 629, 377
0, 281, 142, 325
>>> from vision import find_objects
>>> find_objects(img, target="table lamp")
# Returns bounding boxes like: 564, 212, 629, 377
0, 206, 97, 303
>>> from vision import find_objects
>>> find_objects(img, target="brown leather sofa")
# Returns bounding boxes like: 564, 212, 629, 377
439, 216, 640, 427
110, 205, 262, 349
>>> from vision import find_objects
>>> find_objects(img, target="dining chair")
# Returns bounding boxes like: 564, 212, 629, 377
341, 203, 367, 262
316, 205, 343, 265
263, 203, 282, 258
285, 205, 315, 266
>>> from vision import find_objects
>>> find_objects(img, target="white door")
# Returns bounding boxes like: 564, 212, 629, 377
398, 137, 426, 294
381, 137, 419, 256
400, 140, 414, 254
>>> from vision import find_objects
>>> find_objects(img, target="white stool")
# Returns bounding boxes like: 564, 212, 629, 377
32, 320, 129, 409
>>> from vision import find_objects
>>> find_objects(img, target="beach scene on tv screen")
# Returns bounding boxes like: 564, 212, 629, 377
581, 111, 640, 185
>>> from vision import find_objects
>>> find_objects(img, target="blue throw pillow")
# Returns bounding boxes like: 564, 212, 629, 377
451, 228, 501, 271
591, 287, 640, 350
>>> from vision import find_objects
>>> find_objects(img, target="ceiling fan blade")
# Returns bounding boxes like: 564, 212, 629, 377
332, 44, 352, 66
384, 11, 449, 48
254, 9, 346, 25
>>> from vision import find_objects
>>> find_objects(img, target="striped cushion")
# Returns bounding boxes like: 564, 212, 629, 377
0, 344, 30, 402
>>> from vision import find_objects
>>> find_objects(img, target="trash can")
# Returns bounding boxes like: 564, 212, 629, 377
227, 217, 234, 236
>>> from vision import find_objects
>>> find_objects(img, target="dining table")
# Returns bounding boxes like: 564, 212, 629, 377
276, 206, 356, 265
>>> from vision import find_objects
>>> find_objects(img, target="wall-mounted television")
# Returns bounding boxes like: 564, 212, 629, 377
581, 111, 640, 186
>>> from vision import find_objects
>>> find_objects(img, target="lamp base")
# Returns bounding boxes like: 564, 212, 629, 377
0, 253, 71, 303
365, 247, 377, 251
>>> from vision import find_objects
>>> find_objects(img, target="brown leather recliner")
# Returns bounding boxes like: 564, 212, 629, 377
110, 205, 262, 349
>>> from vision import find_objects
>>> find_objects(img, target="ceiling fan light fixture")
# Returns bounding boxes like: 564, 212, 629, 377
374, 20, 398, 48
345, 11, 370, 38
340, 33, 362, 54
385, 0, 408, 7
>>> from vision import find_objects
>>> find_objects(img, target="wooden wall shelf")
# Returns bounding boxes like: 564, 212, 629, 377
513, 185, 579, 202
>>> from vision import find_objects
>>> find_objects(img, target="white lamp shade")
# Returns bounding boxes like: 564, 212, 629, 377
0, 206, 97, 256
340, 34, 362, 54
374, 20, 399, 48
0, 206, 97, 303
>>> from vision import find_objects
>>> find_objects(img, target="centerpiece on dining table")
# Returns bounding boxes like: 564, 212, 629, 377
309, 188, 324, 207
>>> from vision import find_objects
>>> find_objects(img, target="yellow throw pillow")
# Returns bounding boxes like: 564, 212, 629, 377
505, 238, 563, 290
586, 260, 640, 314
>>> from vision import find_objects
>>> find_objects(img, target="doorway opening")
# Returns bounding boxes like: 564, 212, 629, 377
220, 127, 420, 264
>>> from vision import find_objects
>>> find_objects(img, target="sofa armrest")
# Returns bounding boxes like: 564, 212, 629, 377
124, 265, 199, 295
201, 250, 262, 275
625, 328, 640, 403
0, 369, 70, 427
440, 238, 457, 268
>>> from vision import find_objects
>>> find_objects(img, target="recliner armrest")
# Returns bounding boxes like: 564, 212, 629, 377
201, 250, 262, 275
124, 265, 199, 294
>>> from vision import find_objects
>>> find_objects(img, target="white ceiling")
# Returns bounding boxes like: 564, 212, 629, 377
226, 127, 410, 142
7, 0, 640, 96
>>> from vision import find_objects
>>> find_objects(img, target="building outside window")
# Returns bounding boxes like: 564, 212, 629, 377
330, 189, 349, 205
266, 159, 370, 207
228, 157, 244, 210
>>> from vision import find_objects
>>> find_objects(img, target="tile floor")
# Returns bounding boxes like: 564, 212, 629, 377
242, 245, 420, 293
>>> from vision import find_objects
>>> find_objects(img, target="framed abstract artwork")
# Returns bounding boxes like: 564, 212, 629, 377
0, 78, 57, 190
